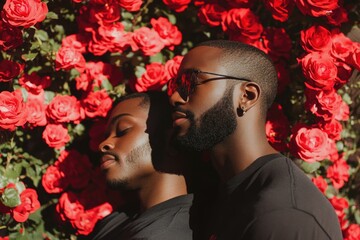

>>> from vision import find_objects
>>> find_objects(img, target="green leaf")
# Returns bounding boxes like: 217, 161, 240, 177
149, 52, 163, 63
299, 161, 321, 173
4, 167, 21, 179
44, 91, 55, 104
35, 30, 49, 41
46, 11, 59, 20
1, 187, 21, 207
21, 52, 38, 61
101, 79, 113, 91
135, 66, 146, 78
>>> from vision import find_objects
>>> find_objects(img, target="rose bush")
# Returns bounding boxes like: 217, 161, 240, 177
0, 0, 359, 239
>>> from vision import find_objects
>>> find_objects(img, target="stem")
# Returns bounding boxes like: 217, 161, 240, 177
131, 0, 154, 28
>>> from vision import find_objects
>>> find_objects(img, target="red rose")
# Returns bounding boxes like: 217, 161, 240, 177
89, 2, 120, 26
274, 61, 290, 94
81, 90, 113, 118
262, 27, 292, 61
89, 119, 107, 152
163, 0, 191, 12
329, 196, 349, 217
46, 95, 83, 123
225, 0, 252, 8
164, 55, 183, 80
327, 158, 350, 189
326, 7, 348, 26
311, 176, 328, 193
300, 25, 332, 53
265, 103, 290, 152
344, 224, 360, 240
72, 211, 98, 235
61, 34, 89, 53
0, 90, 27, 131
11, 188, 40, 222
26, 98, 47, 127
56, 191, 84, 221
151, 17, 182, 50
86, 61, 123, 88
0, 20, 23, 51
42, 124, 71, 149
299, 52, 337, 91
132, 62, 167, 92
221, 8, 263, 44
117, 0, 143, 12
264, 0, 294, 22
295, 0, 338, 17
18, 72, 51, 94
55, 46, 86, 73
1, 0, 48, 28
317, 118, 342, 140
42, 165, 68, 193
289, 125, 330, 163
350, 43, 360, 71
334, 61, 352, 88
0, 60, 23, 82
330, 31, 354, 62
198, 3, 227, 27
334, 100, 349, 121
132, 27, 165, 56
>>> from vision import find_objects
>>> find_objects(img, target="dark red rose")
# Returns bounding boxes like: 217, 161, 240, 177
262, 27, 292, 61
151, 17, 182, 50
327, 158, 350, 189
132, 27, 165, 56
198, 3, 227, 27
295, 0, 338, 17
81, 90, 113, 118
0, 90, 28, 131
11, 189, 40, 222
225, 0, 252, 8
89, 119, 107, 152
299, 52, 337, 91
221, 8, 263, 44
1, 0, 48, 28
300, 25, 332, 53
72, 211, 98, 235
132, 62, 167, 92
163, 0, 191, 12
42, 124, 71, 149
311, 176, 328, 194
0, 20, 23, 51
264, 0, 294, 22
274, 61, 290, 94
289, 125, 331, 163
89, 2, 120, 26
18, 72, 51, 94
117, 0, 143, 12
55, 47, 86, 73
326, 6, 348, 26
0, 60, 23, 82
349, 43, 360, 71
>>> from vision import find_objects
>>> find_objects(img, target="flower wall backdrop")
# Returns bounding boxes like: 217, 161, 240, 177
0, 0, 359, 239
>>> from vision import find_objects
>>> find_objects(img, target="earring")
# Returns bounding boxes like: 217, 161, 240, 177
237, 106, 246, 117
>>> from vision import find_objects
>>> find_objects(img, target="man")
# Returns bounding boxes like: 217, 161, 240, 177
168, 40, 342, 240
90, 91, 193, 240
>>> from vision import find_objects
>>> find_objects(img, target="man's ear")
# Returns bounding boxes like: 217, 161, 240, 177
237, 82, 260, 112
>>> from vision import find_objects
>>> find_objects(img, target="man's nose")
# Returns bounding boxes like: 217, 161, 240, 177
169, 91, 188, 106
99, 139, 114, 152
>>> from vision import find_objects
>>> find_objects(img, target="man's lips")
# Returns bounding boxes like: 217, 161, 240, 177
172, 111, 188, 127
100, 154, 117, 169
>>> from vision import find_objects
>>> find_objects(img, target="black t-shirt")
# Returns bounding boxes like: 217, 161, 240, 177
207, 154, 343, 240
90, 194, 193, 240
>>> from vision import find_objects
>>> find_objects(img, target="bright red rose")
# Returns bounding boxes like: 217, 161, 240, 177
344, 224, 360, 240
265, 103, 290, 152
326, 6, 348, 26
327, 158, 350, 189
350, 43, 360, 71
311, 176, 328, 193
289, 125, 330, 163
18, 72, 51, 94
42, 124, 71, 149
72, 210, 98, 235
11, 188, 40, 222
264, 0, 294, 22
89, 2, 120, 26
329, 196, 349, 217
300, 25, 332, 53
117, 0, 143, 12
317, 118, 342, 140
75, 73, 92, 92
221, 8, 263, 44
26, 98, 47, 127
0, 20, 23, 51
198, 3, 227, 27
151, 17, 182, 50
87, 61, 124, 88
46, 95, 83, 123
132, 27, 165, 56
164, 55, 183, 80
330, 31, 354, 62
295, 0, 338, 17
163, 0, 191, 12
81, 90, 112, 118
262, 27, 292, 61
61, 34, 89, 53
299, 52, 337, 91
0, 90, 27, 131
55, 47, 86, 73
42, 165, 68, 193
0, 60, 23, 82
56, 191, 84, 221
0, 236, 9, 240
133, 62, 167, 92
89, 119, 107, 152
1, 0, 48, 28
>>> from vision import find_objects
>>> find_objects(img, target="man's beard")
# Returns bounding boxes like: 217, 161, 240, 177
175, 86, 237, 151
107, 141, 152, 190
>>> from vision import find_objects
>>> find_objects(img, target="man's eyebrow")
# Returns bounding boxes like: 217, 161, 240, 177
110, 113, 131, 126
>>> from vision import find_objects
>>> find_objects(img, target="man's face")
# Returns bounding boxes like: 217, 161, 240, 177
98, 98, 154, 189
169, 46, 238, 151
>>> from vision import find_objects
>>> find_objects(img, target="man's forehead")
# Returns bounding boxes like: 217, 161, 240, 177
110, 97, 148, 120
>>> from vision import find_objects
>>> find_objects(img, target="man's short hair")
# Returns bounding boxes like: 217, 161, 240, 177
197, 40, 278, 114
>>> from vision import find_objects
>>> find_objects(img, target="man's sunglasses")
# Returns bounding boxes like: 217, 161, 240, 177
167, 69, 252, 101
